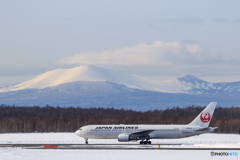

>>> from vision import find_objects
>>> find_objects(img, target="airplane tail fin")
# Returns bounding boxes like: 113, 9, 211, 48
189, 102, 217, 127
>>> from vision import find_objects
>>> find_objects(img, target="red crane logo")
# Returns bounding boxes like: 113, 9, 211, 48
200, 112, 211, 123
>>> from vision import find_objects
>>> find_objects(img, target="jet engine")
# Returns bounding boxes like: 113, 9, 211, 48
118, 133, 136, 142
118, 133, 130, 142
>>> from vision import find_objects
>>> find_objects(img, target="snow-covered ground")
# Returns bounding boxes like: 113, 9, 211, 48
0, 133, 240, 160
0, 132, 240, 146
2, 149, 239, 160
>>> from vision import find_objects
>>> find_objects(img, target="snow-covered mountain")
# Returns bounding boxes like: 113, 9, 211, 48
1, 65, 240, 96
0, 65, 166, 93
0, 65, 240, 110
177, 75, 240, 96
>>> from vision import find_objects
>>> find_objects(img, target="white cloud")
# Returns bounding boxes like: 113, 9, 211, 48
185, 44, 199, 54
58, 41, 234, 66
56, 41, 240, 82
58, 41, 183, 66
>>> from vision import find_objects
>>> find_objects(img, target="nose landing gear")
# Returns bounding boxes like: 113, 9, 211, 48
85, 138, 88, 144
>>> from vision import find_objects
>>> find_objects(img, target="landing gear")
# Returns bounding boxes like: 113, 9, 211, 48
85, 138, 88, 144
139, 139, 151, 145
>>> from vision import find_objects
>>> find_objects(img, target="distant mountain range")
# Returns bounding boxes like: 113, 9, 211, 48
0, 65, 239, 110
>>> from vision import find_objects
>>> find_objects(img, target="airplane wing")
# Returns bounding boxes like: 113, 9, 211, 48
130, 130, 154, 135
129, 130, 154, 140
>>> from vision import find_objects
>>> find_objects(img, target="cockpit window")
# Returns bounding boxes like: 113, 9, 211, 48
79, 128, 82, 130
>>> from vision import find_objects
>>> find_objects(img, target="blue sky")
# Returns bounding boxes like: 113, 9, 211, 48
0, 0, 240, 86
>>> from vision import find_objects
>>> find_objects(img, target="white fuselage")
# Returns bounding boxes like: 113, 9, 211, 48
75, 102, 217, 142
75, 124, 211, 140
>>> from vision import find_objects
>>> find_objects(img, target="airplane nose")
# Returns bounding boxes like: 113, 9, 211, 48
75, 130, 81, 136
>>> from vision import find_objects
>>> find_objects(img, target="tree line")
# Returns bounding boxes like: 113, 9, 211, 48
0, 104, 240, 133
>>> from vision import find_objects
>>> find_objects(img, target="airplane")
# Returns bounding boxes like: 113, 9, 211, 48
75, 102, 218, 144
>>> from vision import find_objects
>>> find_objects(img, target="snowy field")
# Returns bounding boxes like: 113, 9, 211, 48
0, 133, 240, 160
